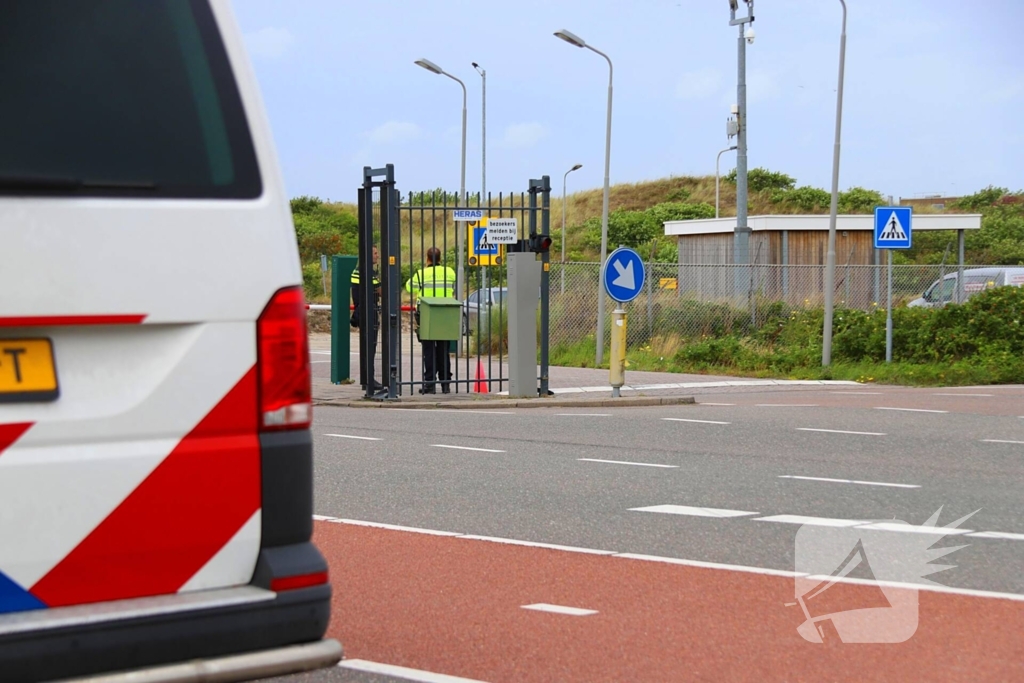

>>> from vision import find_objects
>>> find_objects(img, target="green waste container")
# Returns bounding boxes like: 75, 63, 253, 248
417, 297, 462, 341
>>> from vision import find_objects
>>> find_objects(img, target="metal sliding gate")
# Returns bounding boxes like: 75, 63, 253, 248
356, 164, 551, 399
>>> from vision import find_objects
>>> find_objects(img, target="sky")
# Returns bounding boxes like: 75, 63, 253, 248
232, 0, 1023, 204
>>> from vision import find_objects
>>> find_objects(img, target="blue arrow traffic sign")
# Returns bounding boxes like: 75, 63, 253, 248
602, 247, 646, 303
874, 206, 912, 249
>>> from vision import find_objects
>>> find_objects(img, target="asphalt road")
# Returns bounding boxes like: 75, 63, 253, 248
272, 384, 1024, 682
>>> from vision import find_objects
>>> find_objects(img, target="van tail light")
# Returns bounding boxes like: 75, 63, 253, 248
257, 286, 312, 431
270, 571, 329, 592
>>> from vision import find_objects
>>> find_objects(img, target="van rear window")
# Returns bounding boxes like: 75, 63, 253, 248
0, 0, 261, 199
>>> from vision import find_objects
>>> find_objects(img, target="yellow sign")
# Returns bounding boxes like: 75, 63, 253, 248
659, 278, 678, 290
0, 338, 59, 401
467, 217, 504, 267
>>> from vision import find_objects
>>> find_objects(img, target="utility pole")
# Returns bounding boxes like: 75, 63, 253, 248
822, 0, 848, 366
729, 0, 755, 296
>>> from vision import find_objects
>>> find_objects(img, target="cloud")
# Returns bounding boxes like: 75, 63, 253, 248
984, 80, 1023, 105
498, 123, 549, 149
244, 27, 294, 60
365, 121, 421, 145
675, 68, 722, 101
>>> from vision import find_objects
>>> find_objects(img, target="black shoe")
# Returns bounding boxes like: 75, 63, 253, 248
418, 387, 436, 395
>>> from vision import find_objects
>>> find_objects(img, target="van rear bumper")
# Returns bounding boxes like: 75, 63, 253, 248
0, 547, 331, 683
0, 427, 332, 682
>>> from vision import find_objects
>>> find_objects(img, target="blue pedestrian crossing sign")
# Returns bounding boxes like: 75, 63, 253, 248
874, 206, 912, 249
602, 247, 646, 303
474, 226, 499, 255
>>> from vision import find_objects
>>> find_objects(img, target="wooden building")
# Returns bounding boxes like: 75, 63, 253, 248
663, 214, 982, 307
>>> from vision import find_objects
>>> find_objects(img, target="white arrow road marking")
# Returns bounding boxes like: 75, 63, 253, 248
611, 259, 635, 289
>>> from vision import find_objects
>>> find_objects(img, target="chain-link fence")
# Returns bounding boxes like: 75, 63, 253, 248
549, 261, 998, 347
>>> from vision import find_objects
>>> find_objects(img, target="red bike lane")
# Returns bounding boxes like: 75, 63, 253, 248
314, 520, 1023, 682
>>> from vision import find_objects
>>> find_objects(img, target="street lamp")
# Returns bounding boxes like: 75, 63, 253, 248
554, 29, 613, 366
822, 0, 848, 367
415, 58, 468, 310
715, 146, 737, 219
561, 163, 583, 295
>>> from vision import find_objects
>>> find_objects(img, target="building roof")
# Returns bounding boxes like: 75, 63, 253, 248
664, 213, 982, 237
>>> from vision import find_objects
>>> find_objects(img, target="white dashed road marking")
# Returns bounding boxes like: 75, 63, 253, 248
662, 418, 731, 425
796, 428, 886, 436
875, 407, 948, 413
631, 505, 758, 518
556, 413, 611, 417
934, 393, 993, 397
521, 603, 598, 616
778, 475, 918, 489
579, 458, 678, 469
982, 439, 1024, 445
431, 444, 506, 453
325, 433, 381, 441
968, 531, 1024, 541
857, 521, 974, 535
755, 515, 868, 528
756, 404, 818, 407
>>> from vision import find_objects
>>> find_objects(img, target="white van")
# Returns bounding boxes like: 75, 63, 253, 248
0, 1, 329, 679
907, 267, 1024, 308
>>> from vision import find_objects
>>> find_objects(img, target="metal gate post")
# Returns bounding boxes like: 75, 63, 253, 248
530, 176, 552, 396
356, 181, 371, 393
377, 166, 399, 400
359, 164, 399, 400
331, 255, 357, 384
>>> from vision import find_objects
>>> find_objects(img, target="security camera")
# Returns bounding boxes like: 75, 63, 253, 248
745, 27, 755, 44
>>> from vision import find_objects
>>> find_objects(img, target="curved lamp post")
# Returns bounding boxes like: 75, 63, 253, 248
554, 29, 613, 366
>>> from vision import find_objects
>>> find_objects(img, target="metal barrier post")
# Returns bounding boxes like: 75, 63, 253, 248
331, 255, 357, 384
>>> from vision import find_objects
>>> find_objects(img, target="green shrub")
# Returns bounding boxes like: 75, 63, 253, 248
724, 168, 796, 193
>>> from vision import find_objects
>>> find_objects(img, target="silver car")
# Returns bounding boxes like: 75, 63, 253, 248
908, 267, 1024, 308
463, 287, 506, 335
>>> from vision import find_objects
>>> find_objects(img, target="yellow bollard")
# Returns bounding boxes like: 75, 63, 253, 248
609, 308, 627, 398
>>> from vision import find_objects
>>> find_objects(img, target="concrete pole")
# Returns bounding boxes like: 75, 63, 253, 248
822, 0, 848, 366
593, 48, 614, 366
474, 64, 487, 291
734, 19, 750, 274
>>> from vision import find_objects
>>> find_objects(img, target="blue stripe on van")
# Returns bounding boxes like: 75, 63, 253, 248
0, 569, 46, 614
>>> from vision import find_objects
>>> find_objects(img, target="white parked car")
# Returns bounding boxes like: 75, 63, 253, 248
908, 267, 1024, 308
463, 287, 507, 334
0, 1, 329, 679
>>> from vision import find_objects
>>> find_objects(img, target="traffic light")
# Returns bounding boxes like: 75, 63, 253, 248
528, 233, 552, 254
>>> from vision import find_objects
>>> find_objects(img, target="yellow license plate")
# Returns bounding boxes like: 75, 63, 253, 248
0, 338, 59, 402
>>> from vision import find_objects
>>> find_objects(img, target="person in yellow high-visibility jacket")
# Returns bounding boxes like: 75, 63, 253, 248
406, 247, 457, 394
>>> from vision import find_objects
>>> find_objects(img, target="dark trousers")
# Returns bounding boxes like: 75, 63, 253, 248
421, 340, 451, 393
359, 319, 381, 391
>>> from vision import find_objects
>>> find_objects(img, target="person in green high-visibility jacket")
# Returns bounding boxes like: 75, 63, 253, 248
406, 247, 457, 394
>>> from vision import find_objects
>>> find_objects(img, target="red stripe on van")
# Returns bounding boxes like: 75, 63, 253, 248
31, 368, 261, 607
0, 423, 32, 458
0, 315, 147, 327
